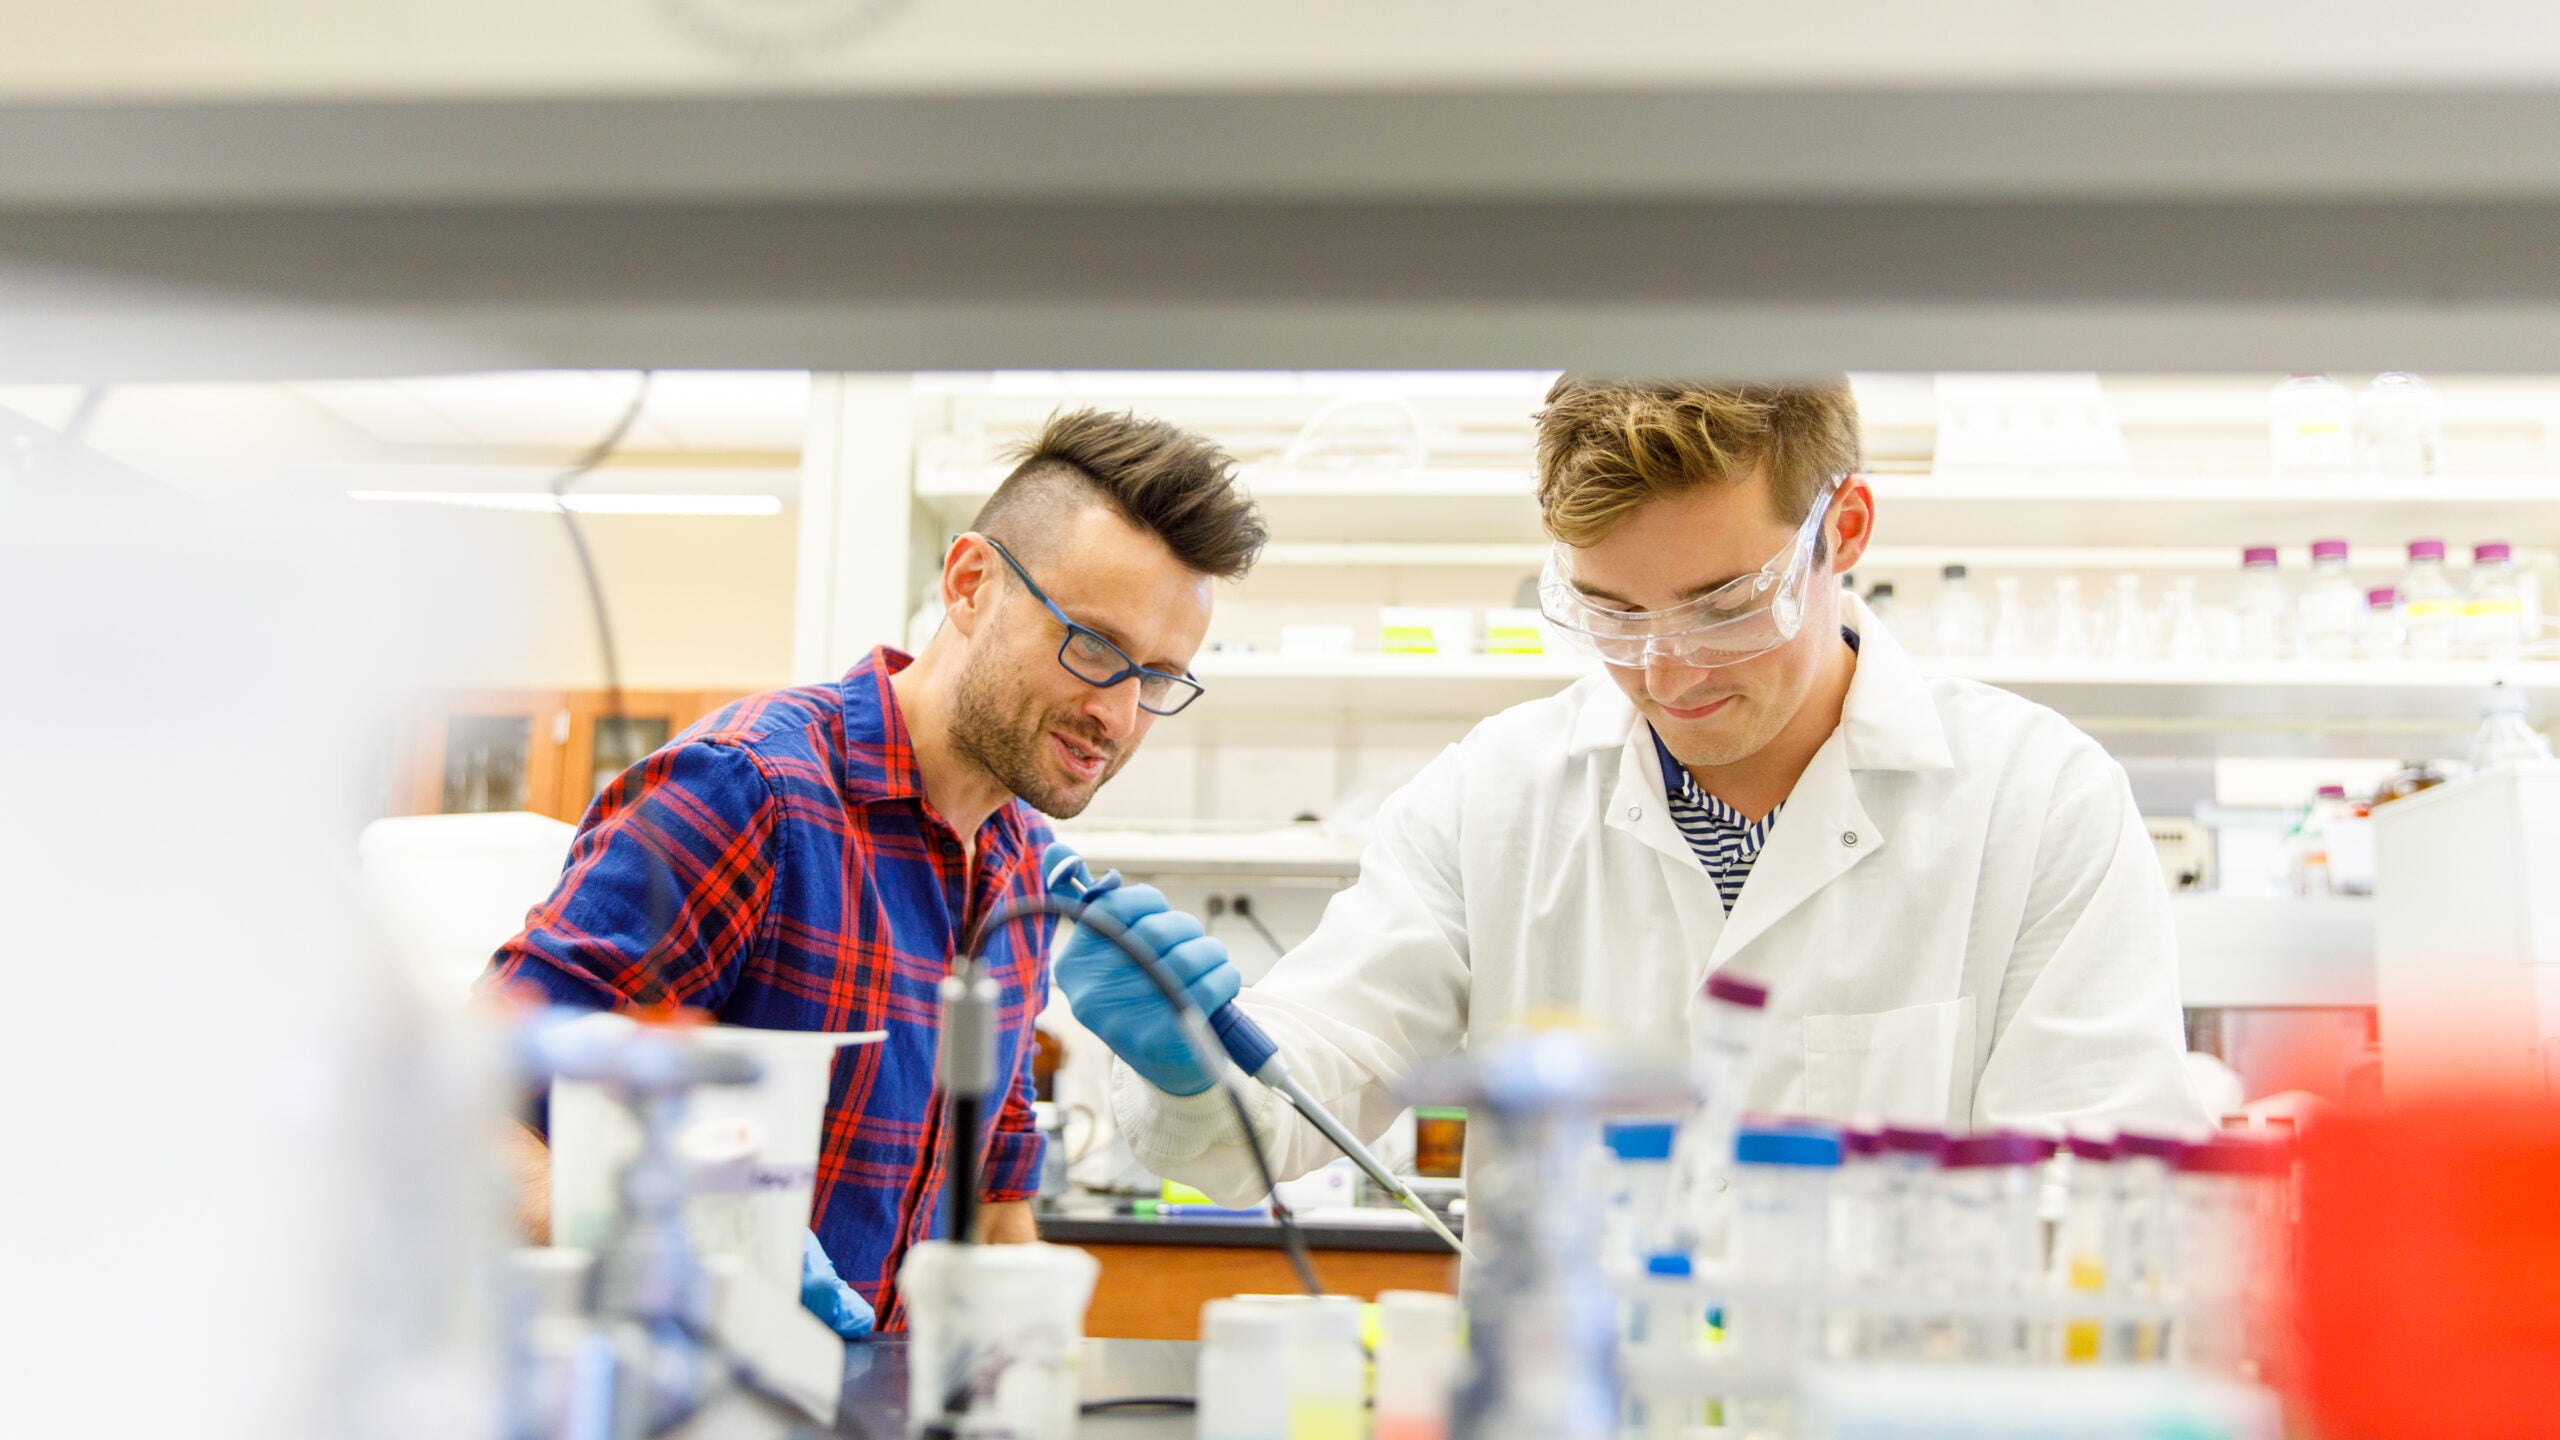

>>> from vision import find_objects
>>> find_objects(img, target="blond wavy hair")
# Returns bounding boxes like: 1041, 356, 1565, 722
1533, 378, 1861, 547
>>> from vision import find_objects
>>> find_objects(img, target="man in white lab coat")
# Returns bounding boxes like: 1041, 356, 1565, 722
1049, 378, 2209, 1205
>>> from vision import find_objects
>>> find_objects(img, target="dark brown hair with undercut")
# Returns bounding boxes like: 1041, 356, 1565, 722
1534, 378, 1861, 547
972, 408, 1267, 580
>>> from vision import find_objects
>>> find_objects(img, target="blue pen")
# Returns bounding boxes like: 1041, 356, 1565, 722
1050, 852, 1477, 1263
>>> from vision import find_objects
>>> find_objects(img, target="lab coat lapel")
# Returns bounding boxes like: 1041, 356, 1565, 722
1600, 726, 1733, 948
1710, 735, 1877, 966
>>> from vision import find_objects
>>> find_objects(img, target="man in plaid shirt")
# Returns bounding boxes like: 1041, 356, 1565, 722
483, 409, 1266, 1335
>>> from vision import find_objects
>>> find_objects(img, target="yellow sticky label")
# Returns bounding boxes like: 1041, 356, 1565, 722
1381, 626, 1440, 655
1484, 626, 1544, 655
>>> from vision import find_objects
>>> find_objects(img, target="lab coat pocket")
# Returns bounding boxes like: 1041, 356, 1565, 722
1799, 998, 1976, 1128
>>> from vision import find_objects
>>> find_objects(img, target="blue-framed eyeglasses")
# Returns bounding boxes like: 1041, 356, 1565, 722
982, 537, 1207, 716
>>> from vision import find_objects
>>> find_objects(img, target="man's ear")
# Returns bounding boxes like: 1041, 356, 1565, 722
942, 533, 1001, 638
1829, 477, 1877, 574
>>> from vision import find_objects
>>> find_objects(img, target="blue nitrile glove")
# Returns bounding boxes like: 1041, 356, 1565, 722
1045, 841, 1242, 1098
800, 1229, 875, 1339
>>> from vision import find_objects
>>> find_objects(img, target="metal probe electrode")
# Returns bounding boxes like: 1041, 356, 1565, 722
1048, 854, 1476, 1264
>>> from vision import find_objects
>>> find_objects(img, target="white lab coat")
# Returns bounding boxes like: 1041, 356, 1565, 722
1116, 602, 2209, 1205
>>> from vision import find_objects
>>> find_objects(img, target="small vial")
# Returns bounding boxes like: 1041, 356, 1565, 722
1601, 1121, 1680, 1274
2048, 1135, 2119, 1364
1727, 1124, 1842, 1437
1865, 1126, 1951, 1360
2109, 1132, 2187, 1363
2297, 539, 2362, 661
1375, 1290, 1462, 1440
2363, 586, 2406, 661
1936, 1132, 2056, 1364
1199, 1299, 1292, 1440
2234, 546, 2289, 662
2170, 1137, 2288, 1376
2403, 539, 2460, 660
1669, 972, 1770, 1254
1825, 1128, 1885, 1359
2464, 541, 2528, 660
1621, 1254, 1699, 1440
2270, 374, 2356, 476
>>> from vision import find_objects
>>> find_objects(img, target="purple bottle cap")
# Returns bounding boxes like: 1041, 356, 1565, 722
2112, 1131, 2189, 1162
1878, 1125, 1950, 1157
2366, 586, 2401, 608
2242, 545, 2280, 567
2409, 539, 2447, 562
2176, 1135, 2292, 1177
2476, 541, 2513, 563
2316, 784, 2348, 800
2310, 539, 2350, 562
1842, 1128, 1885, 1158
2065, 1135, 2116, 1163
1944, 1132, 2060, 1169
1703, 972, 1770, 1010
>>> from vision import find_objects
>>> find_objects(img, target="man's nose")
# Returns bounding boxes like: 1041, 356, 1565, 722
1084, 679, 1145, 742
1644, 648, 1717, 702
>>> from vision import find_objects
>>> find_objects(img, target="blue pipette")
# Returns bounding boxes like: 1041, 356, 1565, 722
1047, 852, 1475, 1263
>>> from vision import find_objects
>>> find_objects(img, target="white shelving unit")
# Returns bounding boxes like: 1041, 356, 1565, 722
1183, 649, 2560, 750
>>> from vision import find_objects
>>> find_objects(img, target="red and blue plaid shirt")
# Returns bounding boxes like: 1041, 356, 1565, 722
484, 648, 1055, 1331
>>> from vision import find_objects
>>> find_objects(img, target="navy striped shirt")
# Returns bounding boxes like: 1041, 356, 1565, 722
1651, 628, 1859, 912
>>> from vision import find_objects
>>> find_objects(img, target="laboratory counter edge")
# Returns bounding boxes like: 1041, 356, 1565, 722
840, 1338, 1196, 1440
1036, 1204, 1461, 1340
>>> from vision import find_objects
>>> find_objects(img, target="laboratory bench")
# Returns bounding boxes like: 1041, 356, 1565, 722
840, 1338, 1196, 1439
1038, 1202, 1459, 1340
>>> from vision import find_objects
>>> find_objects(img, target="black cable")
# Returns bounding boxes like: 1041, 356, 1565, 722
1228, 895, 1286, 955
1079, 1397, 1197, 1414
550, 372, 654, 746
965, 894, 1325, 1297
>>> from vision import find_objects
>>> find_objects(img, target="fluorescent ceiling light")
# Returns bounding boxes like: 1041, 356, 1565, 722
346, 490, 782, 516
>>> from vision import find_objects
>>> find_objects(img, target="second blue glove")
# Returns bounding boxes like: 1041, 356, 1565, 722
1045, 841, 1242, 1097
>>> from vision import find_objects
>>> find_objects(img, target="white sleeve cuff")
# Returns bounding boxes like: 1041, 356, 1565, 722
1108, 1057, 1286, 1208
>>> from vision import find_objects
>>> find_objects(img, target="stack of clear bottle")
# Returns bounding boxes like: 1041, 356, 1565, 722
1602, 1119, 2295, 1438
1892, 537, 2533, 664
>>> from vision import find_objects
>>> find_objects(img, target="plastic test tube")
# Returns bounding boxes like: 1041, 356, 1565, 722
2108, 1132, 2186, 1363
1936, 1132, 2057, 1364
1198, 1299, 1292, 1440
2171, 1135, 2289, 1376
1726, 1122, 1841, 1437
1865, 1126, 1951, 1360
1668, 972, 1770, 1253
1622, 1252, 1701, 1440
2049, 1135, 2118, 1363
1824, 1128, 1884, 1359
1602, 1120, 1680, 1274
1374, 1290, 1462, 1440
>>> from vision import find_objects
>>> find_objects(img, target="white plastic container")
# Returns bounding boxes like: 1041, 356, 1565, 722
2402, 539, 2461, 660
1988, 576, 2031, 659
2048, 576, 2091, 660
1481, 606, 1547, 656
2357, 371, 2442, 478
1380, 607, 1473, 656
2234, 546, 2289, 662
2269, 374, 2356, 476
2463, 541, 2528, 660
1198, 1299, 1293, 1440
1284, 1296, 1368, 1440
1865, 1126, 1950, 1361
1374, 1290, 1462, 1440
1931, 564, 1988, 658
1622, 1253, 1699, 1440
2296, 539, 2362, 661
900, 1241, 1101, 1440
2468, 684, 2552, 771
548, 1018, 883, 1298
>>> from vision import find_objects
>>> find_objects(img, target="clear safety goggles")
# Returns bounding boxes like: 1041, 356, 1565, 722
1538, 479, 1840, 668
